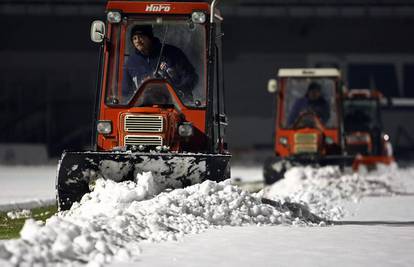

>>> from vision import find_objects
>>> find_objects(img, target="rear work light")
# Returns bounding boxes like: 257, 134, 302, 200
107, 11, 121, 23
97, 121, 112, 134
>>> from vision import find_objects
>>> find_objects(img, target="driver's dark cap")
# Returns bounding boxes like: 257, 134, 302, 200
307, 82, 322, 92
130, 25, 154, 39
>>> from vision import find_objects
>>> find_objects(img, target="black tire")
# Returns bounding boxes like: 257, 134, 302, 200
263, 157, 289, 185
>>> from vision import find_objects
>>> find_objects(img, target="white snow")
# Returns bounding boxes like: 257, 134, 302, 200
129, 219, 414, 267
6, 210, 31, 220
261, 165, 405, 220
0, 164, 413, 266
231, 165, 263, 182
0, 171, 319, 266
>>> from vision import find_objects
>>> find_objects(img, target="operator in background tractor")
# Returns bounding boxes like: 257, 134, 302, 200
287, 81, 330, 127
121, 24, 198, 102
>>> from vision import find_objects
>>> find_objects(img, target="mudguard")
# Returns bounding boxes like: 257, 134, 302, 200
56, 151, 231, 210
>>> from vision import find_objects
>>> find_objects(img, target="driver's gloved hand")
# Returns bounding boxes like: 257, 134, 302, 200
159, 61, 177, 80
156, 68, 169, 79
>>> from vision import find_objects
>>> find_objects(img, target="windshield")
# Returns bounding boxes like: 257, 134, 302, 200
282, 78, 338, 129
344, 99, 379, 132
135, 83, 175, 107
105, 18, 206, 108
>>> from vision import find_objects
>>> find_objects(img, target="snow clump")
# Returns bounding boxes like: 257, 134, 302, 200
6, 209, 32, 220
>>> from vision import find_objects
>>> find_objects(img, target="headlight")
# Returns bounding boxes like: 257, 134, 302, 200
325, 136, 334, 144
192, 12, 206, 24
97, 121, 112, 134
279, 137, 288, 146
178, 123, 193, 137
107, 11, 121, 23
383, 134, 390, 141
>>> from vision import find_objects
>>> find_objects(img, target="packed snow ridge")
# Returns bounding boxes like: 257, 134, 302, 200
262, 164, 404, 220
0, 172, 320, 266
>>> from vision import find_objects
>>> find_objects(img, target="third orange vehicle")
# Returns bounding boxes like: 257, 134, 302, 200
343, 89, 395, 170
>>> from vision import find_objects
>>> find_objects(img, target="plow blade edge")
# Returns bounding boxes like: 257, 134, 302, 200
56, 151, 231, 210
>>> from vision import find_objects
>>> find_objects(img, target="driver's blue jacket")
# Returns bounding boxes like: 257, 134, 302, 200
121, 38, 198, 98
287, 97, 330, 126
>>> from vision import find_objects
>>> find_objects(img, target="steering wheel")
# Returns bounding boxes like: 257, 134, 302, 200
292, 111, 325, 131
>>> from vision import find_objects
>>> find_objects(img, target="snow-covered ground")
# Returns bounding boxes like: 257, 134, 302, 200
0, 165, 56, 211
132, 192, 414, 267
130, 218, 414, 267
0, 164, 414, 266
231, 165, 263, 182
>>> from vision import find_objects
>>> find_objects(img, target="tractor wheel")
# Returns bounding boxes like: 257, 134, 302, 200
263, 157, 291, 185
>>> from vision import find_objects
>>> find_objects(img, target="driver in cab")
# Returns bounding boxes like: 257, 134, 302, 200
121, 24, 198, 102
287, 82, 330, 127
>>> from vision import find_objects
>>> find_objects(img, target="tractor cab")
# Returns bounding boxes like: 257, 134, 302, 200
264, 68, 352, 184
269, 68, 343, 158
343, 89, 394, 169
91, 2, 223, 153
56, 0, 231, 210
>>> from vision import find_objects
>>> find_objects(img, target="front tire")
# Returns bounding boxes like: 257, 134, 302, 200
263, 157, 291, 185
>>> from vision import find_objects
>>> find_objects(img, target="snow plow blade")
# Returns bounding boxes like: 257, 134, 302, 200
263, 155, 355, 185
56, 151, 231, 210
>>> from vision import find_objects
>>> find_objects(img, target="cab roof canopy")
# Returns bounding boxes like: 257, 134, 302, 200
107, 0, 211, 14
109, 0, 209, 2
345, 89, 384, 99
278, 68, 341, 78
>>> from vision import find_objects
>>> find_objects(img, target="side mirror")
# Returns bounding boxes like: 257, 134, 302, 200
267, 79, 278, 93
90, 20, 105, 43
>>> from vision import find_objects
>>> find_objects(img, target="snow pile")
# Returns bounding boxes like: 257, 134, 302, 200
6, 209, 31, 220
262, 165, 404, 220
0, 172, 320, 266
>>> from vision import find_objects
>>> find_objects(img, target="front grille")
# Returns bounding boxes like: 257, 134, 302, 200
124, 135, 163, 146
294, 133, 318, 154
294, 133, 317, 144
124, 115, 163, 133
294, 144, 318, 154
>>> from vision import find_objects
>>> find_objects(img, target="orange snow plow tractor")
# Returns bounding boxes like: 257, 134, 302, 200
56, 0, 230, 210
263, 68, 354, 185
343, 89, 395, 170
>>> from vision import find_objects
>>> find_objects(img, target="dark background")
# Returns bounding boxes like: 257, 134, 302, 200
1, 0, 414, 162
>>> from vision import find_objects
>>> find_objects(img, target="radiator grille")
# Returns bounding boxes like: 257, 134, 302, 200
124, 135, 163, 146
124, 115, 163, 133
294, 133, 317, 144
294, 133, 318, 154
294, 144, 318, 154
